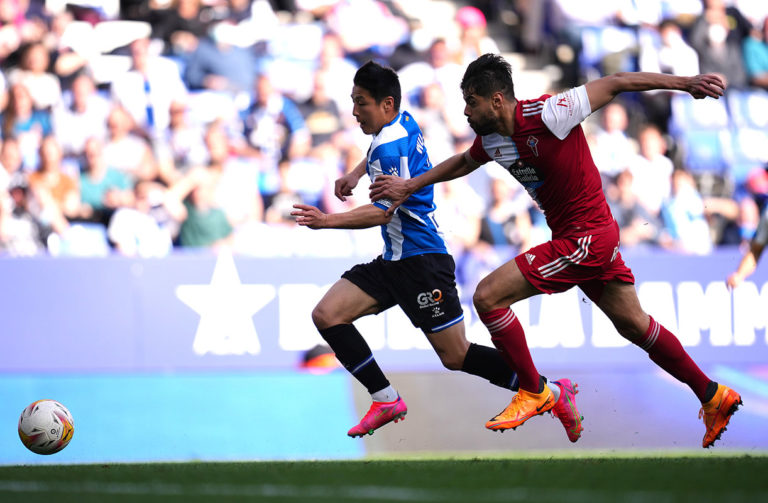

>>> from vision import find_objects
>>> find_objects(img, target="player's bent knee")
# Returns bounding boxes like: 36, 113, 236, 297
311, 304, 336, 330
437, 352, 465, 371
472, 285, 496, 313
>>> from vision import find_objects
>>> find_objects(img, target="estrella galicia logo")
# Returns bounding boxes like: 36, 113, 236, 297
417, 289, 443, 308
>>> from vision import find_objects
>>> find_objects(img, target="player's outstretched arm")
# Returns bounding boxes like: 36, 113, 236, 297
369, 151, 480, 216
335, 158, 367, 202
585, 72, 726, 113
726, 241, 765, 289
291, 203, 392, 230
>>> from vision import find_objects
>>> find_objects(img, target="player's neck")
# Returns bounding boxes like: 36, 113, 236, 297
497, 98, 518, 137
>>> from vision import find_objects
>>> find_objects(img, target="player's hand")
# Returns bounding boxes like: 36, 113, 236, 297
290, 204, 327, 229
726, 272, 742, 290
369, 175, 412, 217
686, 73, 726, 100
334, 172, 360, 202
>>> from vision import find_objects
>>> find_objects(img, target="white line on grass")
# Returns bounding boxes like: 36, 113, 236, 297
0, 480, 759, 502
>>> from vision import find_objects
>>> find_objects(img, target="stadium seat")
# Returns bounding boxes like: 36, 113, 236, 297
580, 26, 637, 77
668, 94, 730, 137
728, 127, 768, 186
726, 89, 768, 129
676, 129, 730, 176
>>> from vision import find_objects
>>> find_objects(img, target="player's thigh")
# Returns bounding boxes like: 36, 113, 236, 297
312, 278, 381, 329
597, 280, 649, 342
473, 258, 541, 312
424, 322, 470, 370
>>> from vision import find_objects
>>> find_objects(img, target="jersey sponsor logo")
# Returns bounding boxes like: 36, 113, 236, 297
557, 97, 569, 107
527, 135, 539, 157
525, 253, 536, 265
506, 159, 543, 184
417, 289, 443, 308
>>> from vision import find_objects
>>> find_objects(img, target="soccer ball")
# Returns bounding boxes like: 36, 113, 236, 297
18, 399, 75, 455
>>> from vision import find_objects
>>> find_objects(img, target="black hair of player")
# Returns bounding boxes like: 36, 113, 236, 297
461, 53, 516, 101
353, 60, 401, 111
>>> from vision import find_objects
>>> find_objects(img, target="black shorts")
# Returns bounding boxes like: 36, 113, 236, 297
341, 253, 464, 333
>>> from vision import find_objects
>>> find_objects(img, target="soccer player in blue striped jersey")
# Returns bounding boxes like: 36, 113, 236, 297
292, 60, 582, 440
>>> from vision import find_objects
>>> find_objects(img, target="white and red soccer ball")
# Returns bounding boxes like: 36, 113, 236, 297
18, 399, 75, 455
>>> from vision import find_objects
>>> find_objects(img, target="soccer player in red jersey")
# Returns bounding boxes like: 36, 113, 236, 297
369, 53, 741, 448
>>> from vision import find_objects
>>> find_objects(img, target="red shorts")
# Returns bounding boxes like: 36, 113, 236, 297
514, 220, 635, 303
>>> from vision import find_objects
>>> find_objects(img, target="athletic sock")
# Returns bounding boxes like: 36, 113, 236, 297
371, 386, 399, 402
636, 316, 712, 402
461, 343, 519, 390
547, 381, 561, 401
478, 308, 541, 392
319, 324, 389, 395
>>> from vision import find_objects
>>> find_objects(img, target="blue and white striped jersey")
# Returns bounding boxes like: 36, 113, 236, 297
367, 111, 448, 260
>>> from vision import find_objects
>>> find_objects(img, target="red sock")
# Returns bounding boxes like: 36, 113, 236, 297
638, 316, 711, 402
478, 308, 540, 392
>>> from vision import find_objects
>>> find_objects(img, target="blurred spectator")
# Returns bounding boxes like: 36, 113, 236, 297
323, 0, 409, 64
1, 82, 52, 171
297, 69, 344, 149
102, 105, 158, 183
454, 5, 500, 66
168, 120, 261, 248
47, 10, 93, 89
743, 16, 768, 90
154, 98, 208, 182
238, 72, 311, 201
183, 22, 258, 98
264, 162, 302, 225
592, 102, 637, 179
628, 124, 674, 215
638, 19, 700, 131
77, 136, 135, 226
7, 41, 62, 110
0, 0, 26, 63
399, 38, 468, 142
0, 175, 50, 255
661, 168, 713, 254
689, 0, 752, 88
167, 166, 233, 250
53, 72, 110, 161
149, 0, 212, 63
606, 169, 662, 248
478, 175, 533, 252
110, 36, 189, 137
27, 136, 79, 221
107, 179, 184, 257
0, 135, 22, 183
314, 31, 359, 119
411, 83, 463, 163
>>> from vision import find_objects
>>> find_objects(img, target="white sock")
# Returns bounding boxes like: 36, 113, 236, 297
547, 382, 561, 402
371, 385, 398, 402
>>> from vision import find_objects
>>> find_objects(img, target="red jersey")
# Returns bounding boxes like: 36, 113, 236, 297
469, 86, 614, 238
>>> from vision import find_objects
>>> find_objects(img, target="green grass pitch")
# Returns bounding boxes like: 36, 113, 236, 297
1, 454, 767, 502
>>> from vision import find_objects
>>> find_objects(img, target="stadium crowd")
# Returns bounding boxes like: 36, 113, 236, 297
0, 0, 767, 264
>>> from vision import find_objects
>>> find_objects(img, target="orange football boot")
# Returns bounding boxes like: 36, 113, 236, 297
700, 384, 742, 448
486, 386, 555, 432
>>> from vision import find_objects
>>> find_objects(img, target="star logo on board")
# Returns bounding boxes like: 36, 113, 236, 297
176, 250, 276, 356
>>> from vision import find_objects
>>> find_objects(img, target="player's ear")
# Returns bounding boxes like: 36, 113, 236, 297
383, 96, 394, 112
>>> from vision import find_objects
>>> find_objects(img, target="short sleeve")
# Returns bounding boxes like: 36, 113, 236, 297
468, 135, 492, 164
541, 85, 593, 140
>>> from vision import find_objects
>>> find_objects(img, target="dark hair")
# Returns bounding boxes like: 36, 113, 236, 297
461, 53, 515, 100
353, 60, 401, 111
